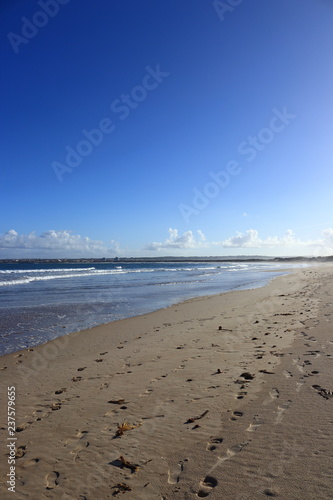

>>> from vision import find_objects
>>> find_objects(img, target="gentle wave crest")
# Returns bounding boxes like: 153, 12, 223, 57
0, 267, 96, 274
0, 263, 252, 287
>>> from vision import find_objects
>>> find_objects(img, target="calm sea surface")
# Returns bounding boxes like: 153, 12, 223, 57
0, 261, 306, 355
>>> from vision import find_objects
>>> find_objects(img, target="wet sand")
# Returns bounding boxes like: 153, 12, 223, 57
0, 266, 332, 499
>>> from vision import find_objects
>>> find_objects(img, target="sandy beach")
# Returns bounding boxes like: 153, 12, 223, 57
0, 265, 332, 499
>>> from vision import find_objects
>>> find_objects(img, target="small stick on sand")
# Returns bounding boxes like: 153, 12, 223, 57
185, 409, 209, 424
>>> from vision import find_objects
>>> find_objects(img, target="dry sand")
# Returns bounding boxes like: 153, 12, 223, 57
0, 266, 332, 499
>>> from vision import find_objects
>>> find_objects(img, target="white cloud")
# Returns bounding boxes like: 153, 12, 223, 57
4, 227, 333, 258
310, 228, 333, 256
220, 229, 299, 248
109, 239, 121, 254
215, 228, 333, 255
146, 228, 206, 251
0, 229, 115, 256
145, 227, 333, 256
321, 228, 333, 244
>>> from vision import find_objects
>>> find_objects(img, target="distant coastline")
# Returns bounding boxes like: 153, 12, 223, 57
1, 255, 332, 264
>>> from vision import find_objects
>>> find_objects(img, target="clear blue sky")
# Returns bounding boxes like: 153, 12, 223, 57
1, 0, 333, 257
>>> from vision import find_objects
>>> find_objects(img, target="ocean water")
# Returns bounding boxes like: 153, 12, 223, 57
0, 261, 306, 356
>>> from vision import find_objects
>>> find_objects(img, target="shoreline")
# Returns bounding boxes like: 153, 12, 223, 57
1, 266, 332, 499
0, 266, 295, 358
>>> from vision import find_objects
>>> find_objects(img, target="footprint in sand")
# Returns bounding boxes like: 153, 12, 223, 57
66, 431, 89, 462
174, 364, 186, 372
150, 375, 168, 383
308, 350, 321, 358
65, 431, 86, 445
167, 460, 186, 484
76, 430, 88, 439
263, 488, 279, 497
206, 438, 223, 451
230, 411, 243, 421
23, 458, 40, 467
15, 445, 27, 458
50, 402, 62, 411
292, 358, 304, 373
295, 378, 305, 392
140, 388, 154, 397
55, 386, 66, 395
45, 471, 60, 489
217, 443, 247, 463
312, 385, 333, 399
99, 382, 109, 390
275, 400, 292, 424
70, 442, 89, 461
197, 476, 218, 497
270, 388, 280, 399
247, 415, 264, 432
236, 390, 247, 400
15, 425, 27, 433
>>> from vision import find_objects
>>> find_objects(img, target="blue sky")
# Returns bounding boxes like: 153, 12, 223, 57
1, 0, 333, 257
